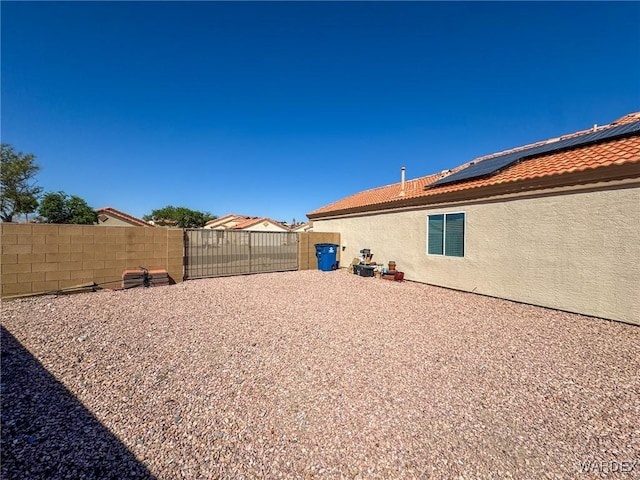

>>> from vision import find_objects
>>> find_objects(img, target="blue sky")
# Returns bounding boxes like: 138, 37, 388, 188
2, 1, 639, 224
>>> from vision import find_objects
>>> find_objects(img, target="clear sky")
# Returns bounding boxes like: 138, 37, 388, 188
2, 1, 639, 224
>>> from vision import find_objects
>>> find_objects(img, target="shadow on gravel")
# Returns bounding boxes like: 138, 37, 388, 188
1, 326, 156, 480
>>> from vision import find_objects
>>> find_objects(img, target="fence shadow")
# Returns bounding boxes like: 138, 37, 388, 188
1, 326, 156, 479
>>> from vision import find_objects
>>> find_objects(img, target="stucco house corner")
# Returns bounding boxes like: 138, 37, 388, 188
307, 112, 640, 325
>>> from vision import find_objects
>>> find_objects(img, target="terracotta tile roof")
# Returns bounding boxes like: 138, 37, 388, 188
205, 214, 254, 229
96, 207, 152, 227
291, 222, 311, 232
205, 214, 290, 231
230, 217, 289, 230
308, 112, 640, 218
204, 214, 239, 227
230, 217, 263, 229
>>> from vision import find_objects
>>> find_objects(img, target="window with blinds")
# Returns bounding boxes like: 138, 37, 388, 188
427, 212, 465, 257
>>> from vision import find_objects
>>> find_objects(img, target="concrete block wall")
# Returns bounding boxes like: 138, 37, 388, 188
298, 232, 341, 270
1, 223, 183, 298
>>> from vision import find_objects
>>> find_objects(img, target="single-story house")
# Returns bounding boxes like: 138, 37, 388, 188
204, 214, 289, 232
203, 214, 245, 230
291, 222, 313, 232
96, 207, 152, 227
307, 112, 640, 325
201, 214, 292, 247
232, 217, 290, 232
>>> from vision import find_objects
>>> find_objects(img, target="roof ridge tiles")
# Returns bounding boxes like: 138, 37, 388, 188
473, 113, 640, 164
96, 207, 150, 227
307, 111, 640, 219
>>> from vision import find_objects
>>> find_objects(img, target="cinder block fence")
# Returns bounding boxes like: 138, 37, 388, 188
0, 225, 341, 298
298, 232, 341, 270
0, 223, 183, 298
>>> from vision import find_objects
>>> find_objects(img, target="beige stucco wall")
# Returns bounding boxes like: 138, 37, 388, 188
312, 181, 640, 325
204, 221, 288, 232
97, 214, 142, 227
241, 222, 288, 232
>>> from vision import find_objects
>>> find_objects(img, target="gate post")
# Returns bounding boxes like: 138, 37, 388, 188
183, 229, 189, 280
248, 231, 252, 273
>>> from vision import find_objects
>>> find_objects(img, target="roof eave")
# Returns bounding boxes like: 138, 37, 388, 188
308, 162, 640, 220
98, 208, 150, 227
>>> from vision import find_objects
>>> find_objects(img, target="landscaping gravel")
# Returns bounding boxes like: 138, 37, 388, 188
2, 270, 639, 479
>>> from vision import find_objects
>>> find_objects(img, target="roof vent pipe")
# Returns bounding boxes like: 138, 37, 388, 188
593, 124, 597, 132
400, 166, 406, 196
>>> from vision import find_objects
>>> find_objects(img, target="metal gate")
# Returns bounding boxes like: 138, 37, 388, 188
184, 229, 299, 279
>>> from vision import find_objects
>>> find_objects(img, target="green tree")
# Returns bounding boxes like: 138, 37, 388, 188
143, 206, 215, 228
0, 144, 42, 222
39, 191, 98, 225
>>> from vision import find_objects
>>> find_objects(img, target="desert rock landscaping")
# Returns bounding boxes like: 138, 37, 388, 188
2, 270, 638, 479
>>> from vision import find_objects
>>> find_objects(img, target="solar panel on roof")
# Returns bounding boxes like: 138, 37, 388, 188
428, 120, 640, 188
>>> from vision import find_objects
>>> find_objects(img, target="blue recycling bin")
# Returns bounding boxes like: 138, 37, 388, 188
315, 243, 339, 271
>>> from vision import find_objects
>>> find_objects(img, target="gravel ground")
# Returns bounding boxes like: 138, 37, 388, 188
2, 270, 639, 479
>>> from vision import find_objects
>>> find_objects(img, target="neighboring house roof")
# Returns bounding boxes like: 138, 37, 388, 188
308, 112, 640, 219
205, 214, 290, 231
204, 214, 258, 229
291, 222, 312, 232
231, 217, 289, 231
204, 214, 239, 228
96, 207, 152, 227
